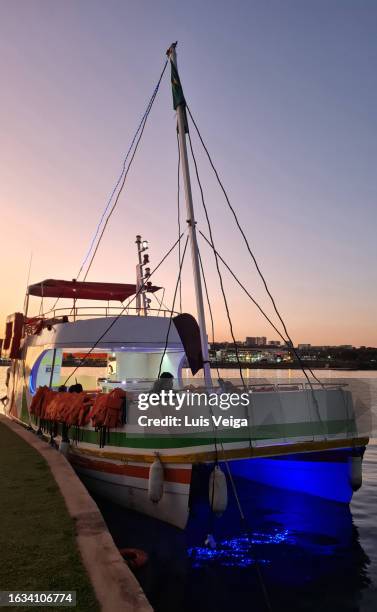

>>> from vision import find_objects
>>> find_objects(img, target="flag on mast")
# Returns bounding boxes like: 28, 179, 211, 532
170, 61, 189, 133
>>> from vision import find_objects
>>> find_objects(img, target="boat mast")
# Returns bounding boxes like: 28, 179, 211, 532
167, 43, 212, 387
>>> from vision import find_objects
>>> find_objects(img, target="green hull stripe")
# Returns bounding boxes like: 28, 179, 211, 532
77, 419, 356, 449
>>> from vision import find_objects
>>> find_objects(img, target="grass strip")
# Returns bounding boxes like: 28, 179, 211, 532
0, 422, 99, 611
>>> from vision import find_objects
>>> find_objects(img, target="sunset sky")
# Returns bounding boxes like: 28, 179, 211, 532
0, 0, 376, 347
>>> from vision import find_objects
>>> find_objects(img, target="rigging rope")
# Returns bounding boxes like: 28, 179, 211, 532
197, 248, 220, 379
187, 128, 254, 452
41, 59, 169, 317
81, 60, 169, 281
63, 232, 185, 386
176, 131, 183, 312
157, 236, 189, 379
198, 229, 325, 426
186, 104, 324, 390
199, 231, 289, 345
187, 131, 247, 390
151, 287, 167, 316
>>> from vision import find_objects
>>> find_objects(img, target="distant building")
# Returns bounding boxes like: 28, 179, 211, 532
268, 340, 281, 346
298, 344, 311, 350
246, 336, 267, 346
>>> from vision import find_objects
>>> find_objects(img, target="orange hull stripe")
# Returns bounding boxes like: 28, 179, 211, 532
70, 455, 192, 485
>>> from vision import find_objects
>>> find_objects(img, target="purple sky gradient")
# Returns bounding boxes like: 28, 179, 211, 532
0, 0, 376, 346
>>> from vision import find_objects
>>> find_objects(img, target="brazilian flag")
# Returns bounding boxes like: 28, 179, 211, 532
170, 61, 186, 109
170, 61, 189, 132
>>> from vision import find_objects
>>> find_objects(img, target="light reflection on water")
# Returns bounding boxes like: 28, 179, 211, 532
1, 366, 377, 610
188, 529, 292, 568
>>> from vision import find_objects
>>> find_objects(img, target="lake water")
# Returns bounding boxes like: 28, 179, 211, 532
1, 367, 376, 611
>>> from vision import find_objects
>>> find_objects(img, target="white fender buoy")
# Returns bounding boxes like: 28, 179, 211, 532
59, 441, 70, 456
148, 455, 164, 503
209, 465, 228, 516
349, 455, 362, 491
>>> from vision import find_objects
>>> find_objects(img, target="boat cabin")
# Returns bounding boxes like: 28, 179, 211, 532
2, 278, 197, 397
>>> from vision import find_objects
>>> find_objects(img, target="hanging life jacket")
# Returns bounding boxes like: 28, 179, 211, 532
89, 388, 127, 429
44, 392, 93, 427
29, 386, 55, 419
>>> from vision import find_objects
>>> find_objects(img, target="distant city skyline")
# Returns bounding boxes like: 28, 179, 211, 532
215, 337, 375, 349
0, 1, 376, 346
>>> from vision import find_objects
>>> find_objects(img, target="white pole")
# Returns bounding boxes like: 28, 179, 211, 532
168, 44, 212, 388
135, 235, 147, 316
23, 251, 32, 321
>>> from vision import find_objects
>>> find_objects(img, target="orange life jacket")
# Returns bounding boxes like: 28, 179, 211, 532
30, 387, 124, 429
30, 386, 55, 419
33, 389, 93, 427
89, 388, 126, 429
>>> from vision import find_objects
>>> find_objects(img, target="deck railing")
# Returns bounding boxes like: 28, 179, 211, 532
52, 306, 178, 320
97, 378, 348, 393
25, 306, 180, 334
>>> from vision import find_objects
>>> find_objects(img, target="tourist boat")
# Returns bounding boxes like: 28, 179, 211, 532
1, 44, 368, 531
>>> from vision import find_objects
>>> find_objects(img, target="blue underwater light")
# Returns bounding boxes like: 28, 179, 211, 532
229, 456, 353, 503
187, 528, 293, 569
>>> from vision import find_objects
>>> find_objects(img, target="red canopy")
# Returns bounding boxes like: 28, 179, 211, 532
28, 279, 160, 302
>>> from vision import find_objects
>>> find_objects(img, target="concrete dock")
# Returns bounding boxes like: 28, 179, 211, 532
0, 416, 152, 612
